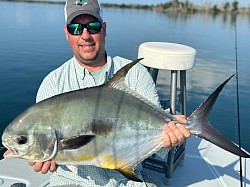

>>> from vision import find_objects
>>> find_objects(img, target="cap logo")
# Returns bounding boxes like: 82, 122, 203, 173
75, 0, 88, 6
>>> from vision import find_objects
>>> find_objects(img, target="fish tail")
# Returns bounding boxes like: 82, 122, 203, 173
186, 75, 250, 158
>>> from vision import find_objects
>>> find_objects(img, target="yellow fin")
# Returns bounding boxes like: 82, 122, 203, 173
98, 155, 141, 181
99, 155, 125, 169
117, 166, 142, 182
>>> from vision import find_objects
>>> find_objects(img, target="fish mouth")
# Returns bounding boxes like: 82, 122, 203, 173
3, 146, 19, 158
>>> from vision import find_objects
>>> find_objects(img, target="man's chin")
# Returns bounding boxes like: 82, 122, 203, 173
78, 53, 102, 63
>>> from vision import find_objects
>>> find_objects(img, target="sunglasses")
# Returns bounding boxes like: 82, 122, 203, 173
67, 21, 102, 35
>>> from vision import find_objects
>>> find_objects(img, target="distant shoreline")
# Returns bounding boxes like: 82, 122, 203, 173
0, 0, 65, 4
1, 0, 249, 14
0, 0, 65, 5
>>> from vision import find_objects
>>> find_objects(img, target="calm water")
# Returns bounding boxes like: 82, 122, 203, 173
0, 1, 250, 158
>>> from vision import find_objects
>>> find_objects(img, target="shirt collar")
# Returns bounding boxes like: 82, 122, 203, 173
72, 55, 113, 81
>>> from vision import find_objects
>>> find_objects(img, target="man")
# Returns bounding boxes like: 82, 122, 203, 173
29, 0, 190, 186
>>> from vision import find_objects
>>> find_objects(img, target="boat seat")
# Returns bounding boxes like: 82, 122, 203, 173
138, 42, 196, 185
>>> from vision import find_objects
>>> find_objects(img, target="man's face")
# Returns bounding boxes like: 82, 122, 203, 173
64, 14, 106, 69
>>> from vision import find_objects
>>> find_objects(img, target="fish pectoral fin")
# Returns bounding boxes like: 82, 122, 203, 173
58, 135, 95, 150
116, 166, 142, 182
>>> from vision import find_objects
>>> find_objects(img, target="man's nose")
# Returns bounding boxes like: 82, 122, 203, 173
80, 28, 91, 39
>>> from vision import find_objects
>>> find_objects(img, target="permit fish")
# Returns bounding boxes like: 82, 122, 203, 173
2, 58, 250, 181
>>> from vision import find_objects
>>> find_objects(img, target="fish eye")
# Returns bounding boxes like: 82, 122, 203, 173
15, 135, 28, 145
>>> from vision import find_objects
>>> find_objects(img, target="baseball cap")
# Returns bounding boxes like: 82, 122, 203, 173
64, 0, 103, 25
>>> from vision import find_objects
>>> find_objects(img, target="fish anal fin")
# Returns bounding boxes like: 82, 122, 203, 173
117, 167, 142, 182
58, 135, 95, 150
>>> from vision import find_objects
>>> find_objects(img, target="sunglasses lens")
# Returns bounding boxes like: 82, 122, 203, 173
67, 24, 83, 35
87, 21, 102, 34
67, 21, 102, 35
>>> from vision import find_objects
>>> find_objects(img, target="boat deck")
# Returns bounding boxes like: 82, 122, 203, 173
142, 136, 250, 187
0, 136, 249, 187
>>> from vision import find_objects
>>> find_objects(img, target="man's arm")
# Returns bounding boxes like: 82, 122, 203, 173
36, 73, 58, 103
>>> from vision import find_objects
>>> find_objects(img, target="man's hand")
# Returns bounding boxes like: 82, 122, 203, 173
162, 115, 190, 147
28, 160, 57, 174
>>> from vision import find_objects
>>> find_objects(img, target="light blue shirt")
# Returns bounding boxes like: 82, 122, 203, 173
36, 55, 163, 187
36, 56, 159, 105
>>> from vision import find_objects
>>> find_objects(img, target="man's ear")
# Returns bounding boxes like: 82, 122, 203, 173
102, 22, 107, 37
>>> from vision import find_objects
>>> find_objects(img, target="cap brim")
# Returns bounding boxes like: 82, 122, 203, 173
66, 10, 103, 24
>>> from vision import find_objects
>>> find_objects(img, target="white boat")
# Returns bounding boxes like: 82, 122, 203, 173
1, 136, 249, 187
1, 42, 249, 187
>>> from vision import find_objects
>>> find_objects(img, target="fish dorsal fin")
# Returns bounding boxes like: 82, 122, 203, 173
116, 166, 142, 182
106, 58, 175, 122
58, 135, 95, 150
106, 58, 143, 90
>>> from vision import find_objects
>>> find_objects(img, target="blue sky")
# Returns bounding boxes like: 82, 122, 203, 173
99, 0, 250, 6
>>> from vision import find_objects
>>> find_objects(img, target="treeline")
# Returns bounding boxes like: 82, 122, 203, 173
101, 3, 154, 10
1, 0, 249, 14
0, 0, 65, 4
155, 0, 246, 14
102, 1, 250, 14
